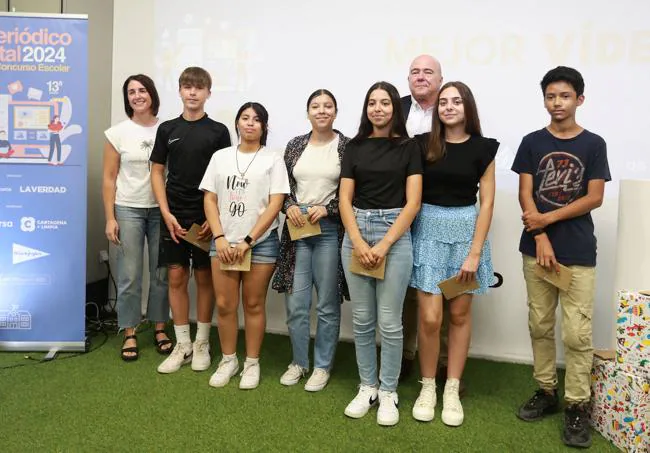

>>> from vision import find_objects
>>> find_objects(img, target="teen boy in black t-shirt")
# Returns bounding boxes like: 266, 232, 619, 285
150, 67, 231, 374
512, 66, 610, 449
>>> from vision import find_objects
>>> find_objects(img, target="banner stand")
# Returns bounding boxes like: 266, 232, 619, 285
0, 12, 88, 352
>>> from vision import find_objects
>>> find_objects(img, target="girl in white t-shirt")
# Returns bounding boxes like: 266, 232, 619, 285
102, 74, 171, 362
200, 102, 289, 390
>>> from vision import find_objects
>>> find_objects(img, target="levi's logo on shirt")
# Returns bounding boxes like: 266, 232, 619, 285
536, 151, 585, 207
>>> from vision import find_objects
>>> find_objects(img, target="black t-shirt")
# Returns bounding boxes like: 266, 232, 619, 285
340, 137, 423, 209
150, 114, 231, 219
415, 134, 498, 206
511, 128, 611, 266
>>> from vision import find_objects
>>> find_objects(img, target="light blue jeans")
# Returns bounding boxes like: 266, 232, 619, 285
285, 216, 340, 370
341, 207, 413, 392
114, 205, 169, 329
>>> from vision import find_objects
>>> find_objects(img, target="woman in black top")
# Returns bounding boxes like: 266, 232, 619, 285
410, 82, 497, 427
339, 81, 422, 427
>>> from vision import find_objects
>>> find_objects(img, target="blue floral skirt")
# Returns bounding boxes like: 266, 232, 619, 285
410, 203, 494, 295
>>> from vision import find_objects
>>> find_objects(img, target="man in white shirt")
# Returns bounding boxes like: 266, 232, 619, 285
400, 55, 459, 392
401, 54, 442, 137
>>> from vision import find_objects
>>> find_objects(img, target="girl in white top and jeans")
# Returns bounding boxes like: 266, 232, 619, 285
200, 102, 289, 390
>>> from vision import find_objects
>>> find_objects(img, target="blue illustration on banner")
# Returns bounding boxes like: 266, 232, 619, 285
0, 14, 87, 349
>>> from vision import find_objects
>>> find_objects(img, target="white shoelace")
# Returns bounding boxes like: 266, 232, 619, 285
310, 369, 327, 380
354, 385, 376, 402
216, 358, 235, 375
444, 381, 462, 413
286, 363, 305, 378
415, 382, 436, 407
240, 362, 259, 378
378, 390, 397, 405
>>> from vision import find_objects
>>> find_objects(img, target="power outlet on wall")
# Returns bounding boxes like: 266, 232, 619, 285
98, 250, 109, 263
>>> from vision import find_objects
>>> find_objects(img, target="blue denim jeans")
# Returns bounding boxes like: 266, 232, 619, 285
341, 207, 413, 392
114, 205, 169, 329
285, 216, 340, 370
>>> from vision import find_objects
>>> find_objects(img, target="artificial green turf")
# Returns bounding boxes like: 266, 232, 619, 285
0, 326, 617, 452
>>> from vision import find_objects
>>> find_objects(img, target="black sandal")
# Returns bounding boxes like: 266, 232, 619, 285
154, 329, 173, 355
121, 334, 139, 362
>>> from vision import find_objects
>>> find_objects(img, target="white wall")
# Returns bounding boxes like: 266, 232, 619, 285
111, 0, 650, 364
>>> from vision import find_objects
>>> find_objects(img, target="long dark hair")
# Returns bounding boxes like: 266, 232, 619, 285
352, 81, 407, 142
122, 74, 160, 118
427, 81, 482, 162
235, 102, 269, 146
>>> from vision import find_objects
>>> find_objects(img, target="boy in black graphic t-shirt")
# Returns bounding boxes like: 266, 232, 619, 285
511, 66, 610, 449
150, 67, 231, 375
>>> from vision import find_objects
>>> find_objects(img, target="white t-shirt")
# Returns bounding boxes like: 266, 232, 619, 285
104, 119, 159, 208
199, 145, 290, 244
293, 136, 340, 206
406, 96, 434, 137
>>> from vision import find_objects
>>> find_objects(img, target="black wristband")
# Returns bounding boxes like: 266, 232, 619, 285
214, 234, 225, 240
531, 229, 545, 237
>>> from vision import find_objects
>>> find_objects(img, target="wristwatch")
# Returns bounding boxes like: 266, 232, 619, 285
244, 235, 255, 246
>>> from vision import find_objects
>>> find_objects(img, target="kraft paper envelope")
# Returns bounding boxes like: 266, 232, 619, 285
349, 250, 386, 280
533, 263, 573, 292
287, 215, 321, 241
180, 223, 212, 253
593, 349, 616, 361
220, 248, 252, 272
437, 276, 480, 300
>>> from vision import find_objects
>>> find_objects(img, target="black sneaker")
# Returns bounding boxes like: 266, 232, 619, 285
562, 403, 592, 448
517, 389, 559, 421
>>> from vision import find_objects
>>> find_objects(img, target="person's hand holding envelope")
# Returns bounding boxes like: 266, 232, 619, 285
180, 223, 212, 253
286, 205, 325, 241
437, 254, 480, 299
220, 241, 252, 272
213, 234, 235, 265
349, 240, 388, 279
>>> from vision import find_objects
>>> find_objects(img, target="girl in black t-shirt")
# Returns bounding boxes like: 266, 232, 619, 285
339, 81, 423, 426
410, 82, 497, 427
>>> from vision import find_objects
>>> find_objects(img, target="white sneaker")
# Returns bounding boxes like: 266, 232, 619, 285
377, 390, 400, 426
344, 384, 378, 419
442, 378, 464, 426
412, 378, 437, 422
209, 356, 239, 388
280, 364, 307, 386
239, 361, 260, 390
304, 368, 330, 392
157, 342, 192, 374
191, 339, 211, 371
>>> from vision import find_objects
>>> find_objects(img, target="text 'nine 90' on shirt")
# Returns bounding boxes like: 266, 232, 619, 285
149, 114, 231, 219
340, 137, 423, 209
199, 146, 290, 245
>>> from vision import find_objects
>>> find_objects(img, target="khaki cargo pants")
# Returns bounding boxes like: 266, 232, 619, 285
522, 255, 596, 403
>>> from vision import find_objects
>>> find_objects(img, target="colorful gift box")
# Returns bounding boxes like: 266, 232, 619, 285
591, 357, 649, 452
616, 290, 650, 380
